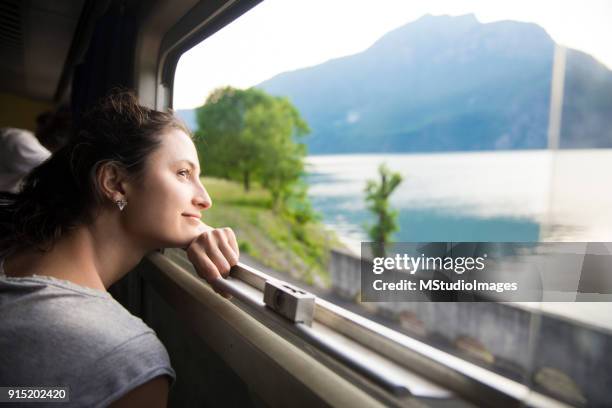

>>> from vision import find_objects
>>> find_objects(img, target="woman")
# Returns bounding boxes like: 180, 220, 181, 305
0, 91, 239, 407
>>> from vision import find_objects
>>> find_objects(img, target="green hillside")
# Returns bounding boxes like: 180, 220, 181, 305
199, 176, 346, 287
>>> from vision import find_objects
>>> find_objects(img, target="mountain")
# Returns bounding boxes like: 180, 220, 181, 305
181, 14, 612, 153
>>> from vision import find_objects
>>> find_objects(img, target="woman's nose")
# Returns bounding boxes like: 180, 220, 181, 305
193, 184, 212, 210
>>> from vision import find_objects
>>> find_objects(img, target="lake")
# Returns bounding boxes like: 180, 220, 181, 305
305, 149, 612, 254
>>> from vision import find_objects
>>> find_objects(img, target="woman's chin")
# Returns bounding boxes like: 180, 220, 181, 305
154, 224, 207, 250
187, 227, 206, 243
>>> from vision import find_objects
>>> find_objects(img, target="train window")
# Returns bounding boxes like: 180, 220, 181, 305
169, 1, 612, 406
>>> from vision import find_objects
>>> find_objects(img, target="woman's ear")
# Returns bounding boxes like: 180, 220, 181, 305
97, 161, 129, 201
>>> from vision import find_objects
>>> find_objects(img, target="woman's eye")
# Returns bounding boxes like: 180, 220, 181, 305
178, 169, 191, 178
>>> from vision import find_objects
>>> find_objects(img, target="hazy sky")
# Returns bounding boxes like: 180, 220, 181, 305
174, 0, 612, 109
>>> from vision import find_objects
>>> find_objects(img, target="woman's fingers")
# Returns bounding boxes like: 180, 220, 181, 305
217, 233, 239, 268
187, 246, 231, 298
223, 227, 240, 259
205, 241, 231, 278
186, 226, 240, 299
187, 247, 220, 282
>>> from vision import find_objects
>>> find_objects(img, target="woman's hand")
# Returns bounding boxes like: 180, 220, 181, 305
186, 222, 240, 298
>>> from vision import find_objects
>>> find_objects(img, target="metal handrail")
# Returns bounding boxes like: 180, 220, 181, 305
152, 252, 572, 407
212, 271, 411, 396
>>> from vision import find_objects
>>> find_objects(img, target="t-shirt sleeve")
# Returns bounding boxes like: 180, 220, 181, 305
79, 331, 176, 407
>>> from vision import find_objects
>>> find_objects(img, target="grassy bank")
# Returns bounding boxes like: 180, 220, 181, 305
199, 176, 346, 287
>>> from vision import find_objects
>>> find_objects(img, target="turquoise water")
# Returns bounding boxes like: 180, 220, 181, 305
305, 150, 612, 252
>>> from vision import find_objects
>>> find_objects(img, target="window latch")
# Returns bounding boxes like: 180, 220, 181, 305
263, 280, 316, 326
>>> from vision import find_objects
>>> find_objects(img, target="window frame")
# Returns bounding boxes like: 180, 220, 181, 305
142, 2, 574, 406
146, 249, 568, 407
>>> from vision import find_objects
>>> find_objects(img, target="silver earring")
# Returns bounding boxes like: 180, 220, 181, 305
116, 199, 127, 211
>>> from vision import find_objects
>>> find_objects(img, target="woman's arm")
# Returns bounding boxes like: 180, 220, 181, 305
109, 376, 169, 408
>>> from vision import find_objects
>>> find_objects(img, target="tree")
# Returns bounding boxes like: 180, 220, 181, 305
364, 163, 403, 255
242, 98, 309, 211
194, 87, 309, 201
194, 87, 267, 191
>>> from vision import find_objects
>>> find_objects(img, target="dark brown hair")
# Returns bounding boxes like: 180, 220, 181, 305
35, 105, 72, 153
0, 89, 190, 256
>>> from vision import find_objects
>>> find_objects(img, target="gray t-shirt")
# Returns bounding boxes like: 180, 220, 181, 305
0, 258, 176, 407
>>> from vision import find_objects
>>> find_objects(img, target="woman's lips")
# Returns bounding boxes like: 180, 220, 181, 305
182, 214, 201, 222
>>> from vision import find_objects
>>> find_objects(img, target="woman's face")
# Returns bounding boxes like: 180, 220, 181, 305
123, 128, 212, 250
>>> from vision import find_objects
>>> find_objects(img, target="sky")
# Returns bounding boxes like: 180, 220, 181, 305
174, 0, 612, 109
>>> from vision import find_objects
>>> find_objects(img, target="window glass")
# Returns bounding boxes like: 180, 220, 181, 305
174, 1, 612, 404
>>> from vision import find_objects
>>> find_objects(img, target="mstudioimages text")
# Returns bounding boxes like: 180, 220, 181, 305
372, 253, 487, 275
373, 279, 519, 293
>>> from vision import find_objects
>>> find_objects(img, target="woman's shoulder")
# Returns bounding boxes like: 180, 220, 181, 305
0, 273, 155, 347
0, 274, 175, 407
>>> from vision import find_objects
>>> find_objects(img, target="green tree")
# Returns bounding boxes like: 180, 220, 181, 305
242, 99, 309, 211
194, 87, 266, 191
283, 179, 320, 225
194, 87, 309, 202
364, 163, 403, 255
